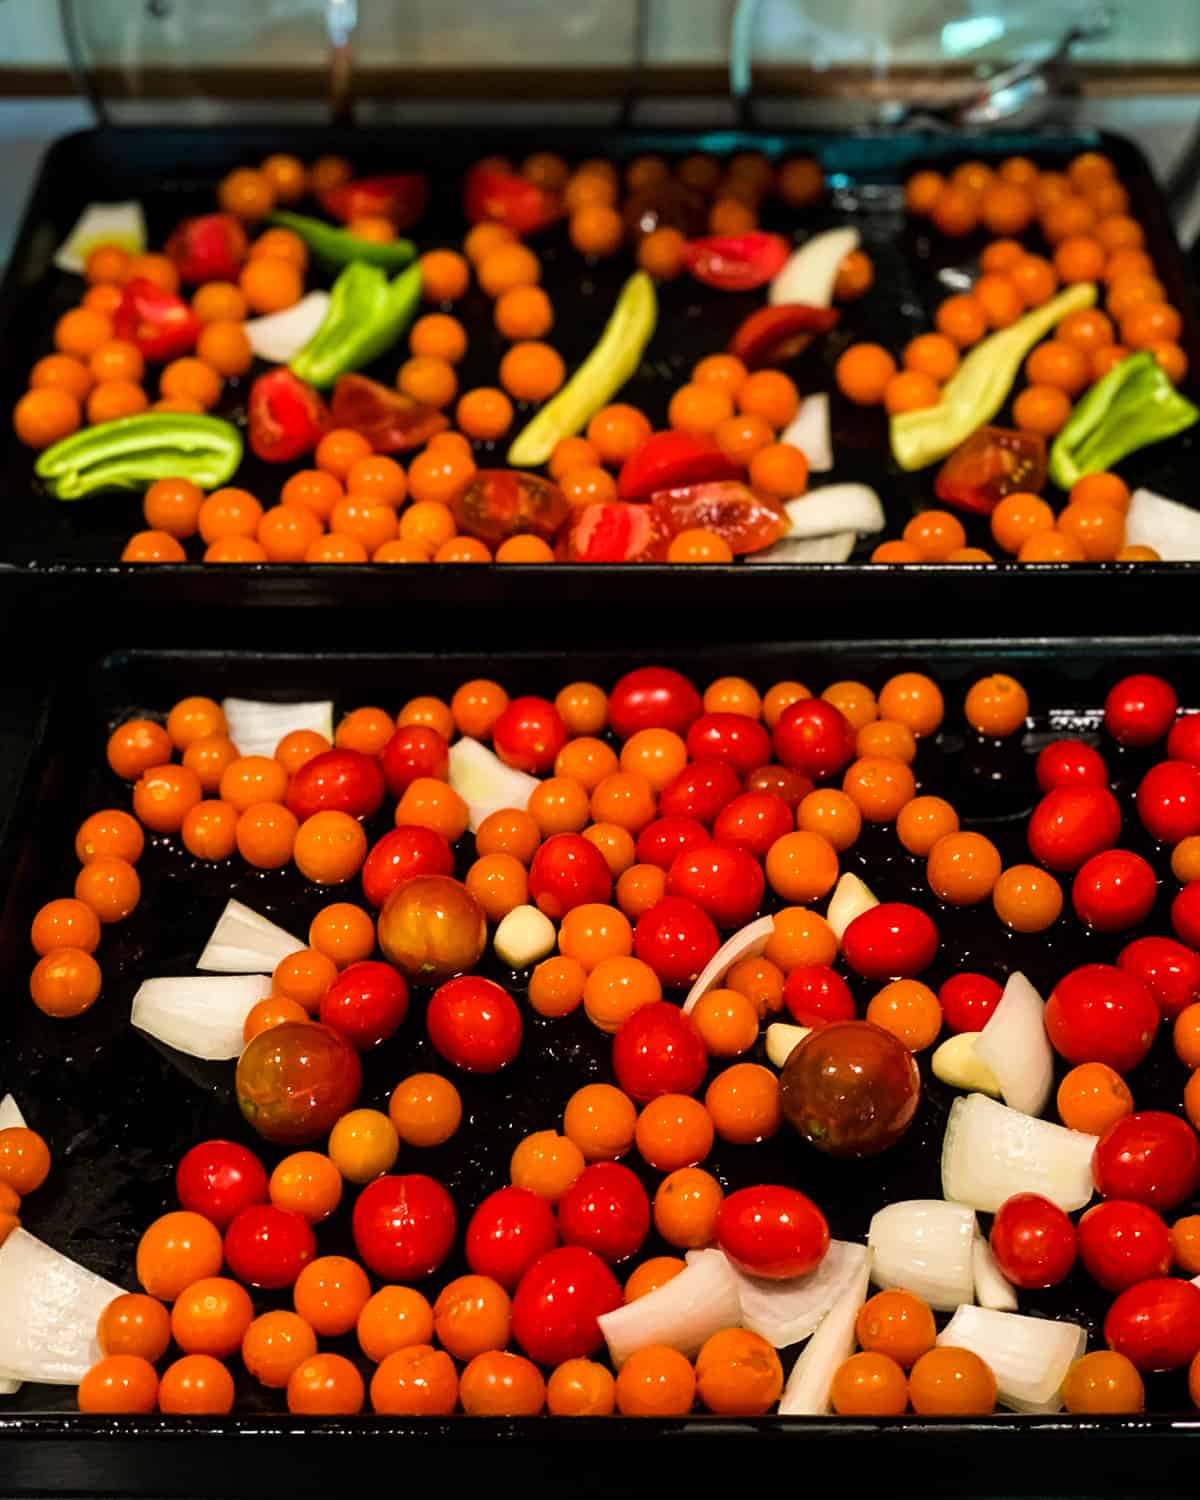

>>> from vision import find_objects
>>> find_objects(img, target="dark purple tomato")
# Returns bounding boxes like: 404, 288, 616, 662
607, 668, 703, 742
1071, 849, 1157, 933
1104, 674, 1178, 748
451, 469, 569, 546
492, 696, 567, 774
772, 699, 857, 780
666, 844, 764, 929
1136, 760, 1200, 844
633, 896, 721, 987
223, 1204, 316, 1289
715, 1184, 829, 1279
684, 713, 772, 776
782, 965, 855, 1028
352, 1173, 457, 1280
1093, 1111, 1200, 1211
611, 1000, 708, 1101
379, 725, 450, 797
426, 975, 522, 1073
557, 1163, 650, 1265
318, 960, 409, 1050
988, 1193, 1077, 1289
528, 833, 613, 919
464, 1186, 559, 1290
938, 973, 1004, 1033
1077, 1199, 1173, 1292
1045, 965, 1159, 1073
657, 759, 742, 825
285, 748, 385, 822
1118, 936, 1200, 1020
1035, 738, 1109, 793
361, 825, 455, 909
175, 1140, 268, 1230
841, 903, 939, 980
1027, 786, 1122, 873
634, 816, 711, 872
779, 1020, 921, 1158
236, 1022, 362, 1146
711, 791, 794, 858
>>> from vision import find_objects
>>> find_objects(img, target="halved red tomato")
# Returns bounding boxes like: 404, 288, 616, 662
557, 502, 671, 562
451, 471, 569, 546
649, 481, 789, 555
682, 233, 790, 292
617, 431, 742, 502
329, 374, 448, 453
934, 426, 1047, 515
463, 167, 558, 235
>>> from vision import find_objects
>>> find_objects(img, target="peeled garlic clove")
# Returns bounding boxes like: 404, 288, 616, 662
766, 1022, 811, 1068
494, 905, 556, 969
826, 873, 878, 941
932, 1031, 1003, 1097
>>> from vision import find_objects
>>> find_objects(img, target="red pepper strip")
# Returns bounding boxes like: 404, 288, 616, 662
463, 166, 559, 235
933, 425, 1048, 516
681, 233, 790, 292
319, 173, 430, 230
617, 430, 742, 503
164, 213, 248, 285
729, 303, 840, 370
248, 370, 330, 463
556, 502, 670, 562
112, 278, 201, 363
329, 374, 448, 454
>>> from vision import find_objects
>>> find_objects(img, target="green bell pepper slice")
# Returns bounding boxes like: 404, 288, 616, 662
290, 261, 422, 389
890, 282, 1098, 472
36, 413, 243, 501
508, 270, 658, 467
268, 210, 417, 271
1048, 350, 1200, 490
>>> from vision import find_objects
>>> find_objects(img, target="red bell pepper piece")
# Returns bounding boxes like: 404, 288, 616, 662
319, 173, 430, 230
463, 166, 559, 235
556, 502, 670, 562
248, 370, 329, 463
729, 303, 840, 370
112, 278, 201, 363
164, 213, 248, 285
933, 426, 1048, 515
649, 481, 789, 556
617, 431, 743, 502
681, 233, 790, 292
329, 374, 448, 454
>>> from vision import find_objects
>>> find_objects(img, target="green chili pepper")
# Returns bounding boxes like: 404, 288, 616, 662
36, 413, 242, 501
268, 210, 417, 270
290, 261, 422, 389
1048, 350, 1199, 491
508, 270, 658, 467
890, 282, 1098, 472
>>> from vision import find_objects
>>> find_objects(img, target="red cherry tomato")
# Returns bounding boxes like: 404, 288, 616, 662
1168, 712, 1200, 766
223, 1204, 316, 1289
684, 714, 772, 776
635, 816, 711, 872
1094, 1111, 1200, 1211
666, 844, 764, 929
988, 1192, 1077, 1289
361, 825, 455, 908
1105, 1277, 1200, 1371
841, 903, 939, 981
607, 667, 702, 742
557, 1163, 650, 1265
1172, 882, 1200, 949
1104, 674, 1178, 748
426, 975, 522, 1073
782, 965, 855, 1028
528, 833, 613, 919
745, 765, 814, 809
1035, 739, 1109, 793
1026, 786, 1122, 873
1071, 849, 1157, 932
658, 759, 742, 825
175, 1140, 268, 1230
711, 791, 794, 859
633, 896, 721, 988
1136, 761, 1200, 844
510, 1246, 622, 1365
611, 1000, 708, 1101
352, 1173, 457, 1280
379, 726, 450, 798
1077, 1199, 1173, 1292
1045, 964, 1159, 1073
285, 748, 385, 822
1117, 936, 1200, 1020
491, 696, 567, 775
166, 213, 247, 285
465, 1186, 559, 1290
938, 973, 1003, 1033
714, 1184, 829, 1280
772, 699, 856, 780
318, 960, 409, 1050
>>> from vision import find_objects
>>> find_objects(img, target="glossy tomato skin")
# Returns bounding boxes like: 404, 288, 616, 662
557, 1164, 651, 1265
1105, 1278, 1200, 1371
1045, 965, 1159, 1074
841, 903, 939, 981
465, 1186, 559, 1291
712, 791, 794, 858
491, 696, 567, 774
611, 1001, 708, 1101
361, 825, 455, 909
426, 975, 522, 1073
988, 1193, 1077, 1289
318, 960, 409, 1050
658, 759, 742, 825
939, 973, 1004, 1033
1077, 1200, 1173, 1292
1118, 936, 1200, 1020
379, 726, 449, 797
352, 1173, 457, 1280
223, 1204, 316, 1289
1168, 712, 1200, 766
511, 1246, 622, 1365
377, 875, 487, 982
634, 816, 711, 872
1035, 739, 1109, 793
285, 748, 385, 822
772, 700, 856, 781
1027, 786, 1122, 873
452, 469, 569, 545
1136, 761, 1200, 844
715, 1185, 829, 1280
236, 1023, 362, 1147
1172, 882, 1200, 949
1071, 849, 1157, 933
528, 833, 613, 919
1094, 1111, 1200, 1211
175, 1140, 268, 1230
633, 896, 721, 988
666, 844, 765, 929
607, 668, 702, 741
782, 965, 856, 1028
684, 714, 772, 776
779, 1021, 920, 1157
1104, 674, 1178, 748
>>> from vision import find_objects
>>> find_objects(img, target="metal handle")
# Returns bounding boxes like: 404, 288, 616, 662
327, 0, 357, 125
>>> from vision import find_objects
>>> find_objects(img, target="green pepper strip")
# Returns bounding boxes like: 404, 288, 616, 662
290, 261, 423, 389
1048, 350, 1199, 491
508, 270, 658, 467
35, 413, 243, 501
268, 210, 417, 271
890, 282, 1098, 472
